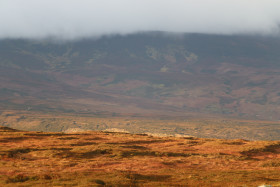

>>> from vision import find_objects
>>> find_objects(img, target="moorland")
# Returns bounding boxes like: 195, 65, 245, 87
1, 126, 280, 186
1, 32, 280, 186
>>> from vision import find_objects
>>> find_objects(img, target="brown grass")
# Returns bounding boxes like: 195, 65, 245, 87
0, 126, 280, 186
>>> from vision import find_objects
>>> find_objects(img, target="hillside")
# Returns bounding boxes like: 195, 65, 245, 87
0, 126, 280, 186
1, 32, 280, 121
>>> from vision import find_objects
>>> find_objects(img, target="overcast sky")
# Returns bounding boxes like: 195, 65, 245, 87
0, 0, 280, 40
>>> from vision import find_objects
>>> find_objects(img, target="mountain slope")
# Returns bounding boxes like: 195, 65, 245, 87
1, 33, 280, 120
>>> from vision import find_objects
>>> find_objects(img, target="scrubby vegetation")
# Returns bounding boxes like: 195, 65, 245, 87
0, 125, 280, 186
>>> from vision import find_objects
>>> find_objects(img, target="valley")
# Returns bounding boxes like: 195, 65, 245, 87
1, 110, 280, 141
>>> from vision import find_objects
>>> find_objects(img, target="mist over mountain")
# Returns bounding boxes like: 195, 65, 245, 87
1, 32, 280, 120
1, 0, 280, 39
2, 3, 280, 185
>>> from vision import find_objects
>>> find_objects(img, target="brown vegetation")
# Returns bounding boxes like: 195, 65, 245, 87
0, 126, 280, 186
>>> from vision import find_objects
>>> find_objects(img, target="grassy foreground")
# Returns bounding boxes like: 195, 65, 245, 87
0, 126, 280, 186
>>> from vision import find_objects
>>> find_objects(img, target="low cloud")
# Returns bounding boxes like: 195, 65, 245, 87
0, 0, 280, 39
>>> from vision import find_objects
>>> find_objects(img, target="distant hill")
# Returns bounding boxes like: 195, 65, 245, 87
1, 32, 280, 120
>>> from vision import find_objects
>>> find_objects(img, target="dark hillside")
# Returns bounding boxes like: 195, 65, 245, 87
1, 32, 280, 120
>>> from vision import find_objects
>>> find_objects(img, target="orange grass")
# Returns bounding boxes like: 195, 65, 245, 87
0, 126, 280, 186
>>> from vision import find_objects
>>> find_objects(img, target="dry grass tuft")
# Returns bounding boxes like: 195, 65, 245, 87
6, 174, 39, 183
261, 160, 280, 167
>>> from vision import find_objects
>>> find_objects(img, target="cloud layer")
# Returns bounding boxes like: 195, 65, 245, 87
1, 0, 280, 39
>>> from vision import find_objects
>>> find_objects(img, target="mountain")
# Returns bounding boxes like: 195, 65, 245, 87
1, 32, 280, 120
